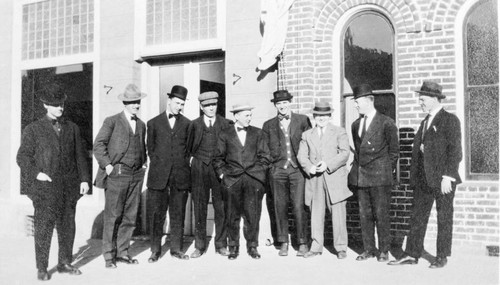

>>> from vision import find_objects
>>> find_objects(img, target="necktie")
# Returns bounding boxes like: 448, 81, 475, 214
422, 114, 430, 141
360, 115, 367, 139
209, 119, 213, 128
131, 115, 138, 121
319, 127, 324, 139
168, 113, 179, 119
237, 126, 247, 132
278, 114, 290, 121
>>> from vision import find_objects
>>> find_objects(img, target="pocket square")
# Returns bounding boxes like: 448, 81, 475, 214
433, 126, 437, 132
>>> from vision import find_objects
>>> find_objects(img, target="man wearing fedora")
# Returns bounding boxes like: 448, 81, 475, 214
17, 83, 90, 280
146, 85, 192, 261
213, 104, 270, 260
187, 91, 233, 258
348, 83, 399, 262
389, 81, 462, 269
262, 90, 311, 257
94, 84, 148, 268
297, 102, 352, 259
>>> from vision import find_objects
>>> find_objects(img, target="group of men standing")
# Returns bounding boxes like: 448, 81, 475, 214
17, 80, 461, 281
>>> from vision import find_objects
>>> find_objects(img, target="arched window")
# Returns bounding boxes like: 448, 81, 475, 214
342, 12, 395, 128
464, 0, 499, 180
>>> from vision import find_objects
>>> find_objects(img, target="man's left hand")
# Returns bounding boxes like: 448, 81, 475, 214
441, 178, 453, 195
80, 182, 90, 195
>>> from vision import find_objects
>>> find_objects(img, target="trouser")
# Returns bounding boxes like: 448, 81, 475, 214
309, 178, 347, 253
102, 165, 145, 261
357, 185, 392, 254
148, 185, 188, 254
191, 158, 227, 250
271, 166, 308, 244
226, 174, 264, 248
33, 195, 77, 270
405, 183, 455, 258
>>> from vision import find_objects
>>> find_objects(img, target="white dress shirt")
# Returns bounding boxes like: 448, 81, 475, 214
123, 110, 137, 133
235, 124, 247, 145
204, 115, 215, 128
358, 109, 377, 137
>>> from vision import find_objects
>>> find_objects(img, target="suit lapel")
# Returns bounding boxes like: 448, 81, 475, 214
229, 126, 244, 148
363, 112, 381, 143
310, 126, 322, 151
119, 111, 133, 134
426, 108, 445, 139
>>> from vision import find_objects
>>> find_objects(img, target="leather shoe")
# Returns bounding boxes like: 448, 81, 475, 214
303, 251, 322, 258
216, 247, 230, 256
37, 269, 50, 281
57, 264, 82, 275
356, 251, 376, 261
247, 247, 261, 259
171, 251, 189, 260
105, 259, 117, 269
429, 257, 447, 269
148, 252, 160, 263
278, 243, 288, 256
388, 254, 418, 265
228, 246, 239, 260
337, 250, 347, 259
190, 249, 204, 259
116, 255, 139, 264
296, 244, 308, 257
377, 251, 389, 262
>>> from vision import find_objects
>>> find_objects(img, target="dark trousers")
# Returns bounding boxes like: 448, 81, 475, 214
226, 173, 264, 248
33, 193, 77, 270
191, 158, 227, 250
271, 167, 307, 244
102, 165, 145, 261
357, 185, 392, 253
148, 185, 188, 254
405, 183, 455, 258
265, 176, 278, 244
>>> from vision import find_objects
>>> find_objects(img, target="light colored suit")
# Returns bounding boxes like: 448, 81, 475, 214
297, 123, 352, 253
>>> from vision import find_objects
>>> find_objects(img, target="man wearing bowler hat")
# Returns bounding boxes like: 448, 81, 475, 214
146, 85, 192, 262
348, 83, 399, 262
17, 83, 90, 280
187, 91, 233, 258
389, 81, 462, 269
213, 103, 270, 260
94, 84, 148, 268
262, 90, 311, 256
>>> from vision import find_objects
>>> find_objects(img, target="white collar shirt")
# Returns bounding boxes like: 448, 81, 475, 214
235, 124, 247, 146
123, 110, 137, 133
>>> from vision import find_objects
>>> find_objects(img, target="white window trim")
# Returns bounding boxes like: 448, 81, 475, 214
10, 0, 101, 206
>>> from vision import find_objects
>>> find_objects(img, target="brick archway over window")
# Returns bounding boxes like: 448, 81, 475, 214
424, 0, 468, 31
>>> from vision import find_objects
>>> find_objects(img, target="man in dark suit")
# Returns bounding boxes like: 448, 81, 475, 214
213, 104, 270, 260
389, 81, 462, 269
93, 84, 147, 268
262, 90, 311, 257
187, 91, 232, 258
17, 83, 90, 281
146, 85, 192, 262
348, 84, 399, 262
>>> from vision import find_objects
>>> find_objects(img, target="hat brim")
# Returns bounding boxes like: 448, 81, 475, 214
270, 95, 293, 103
118, 93, 147, 101
415, 90, 446, 99
312, 110, 333, 115
352, 93, 374, 100
167, 93, 187, 100
230, 107, 255, 113
40, 94, 68, 104
201, 99, 218, 105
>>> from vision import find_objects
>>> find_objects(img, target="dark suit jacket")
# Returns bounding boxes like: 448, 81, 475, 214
147, 112, 191, 190
410, 108, 462, 189
348, 112, 399, 187
187, 114, 233, 162
213, 125, 270, 188
93, 112, 147, 189
262, 112, 311, 166
17, 116, 90, 202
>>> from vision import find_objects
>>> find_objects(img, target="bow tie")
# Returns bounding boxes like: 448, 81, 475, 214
278, 114, 290, 121
168, 113, 179, 119
50, 118, 60, 125
131, 115, 138, 121
237, 126, 247, 132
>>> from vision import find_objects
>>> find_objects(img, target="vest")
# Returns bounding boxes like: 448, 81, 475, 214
195, 123, 217, 165
277, 124, 298, 169
121, 128, 142, 168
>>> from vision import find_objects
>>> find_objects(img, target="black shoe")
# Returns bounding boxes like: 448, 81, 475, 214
105, 259, 117, 269
356, 251, 376, 261
37, 269, 50, 281
216, 247, 230, 256
116, 255, 139, 264
57, 264, 82, 275
429, 257, 447, 269
148, 252, 160, 263
388, 254, 418, 265
278, 243, 288, 256
247, 247, 261, 259
228, 246, 239, 260
377, 251, 389, 262
171, 251, 189, 260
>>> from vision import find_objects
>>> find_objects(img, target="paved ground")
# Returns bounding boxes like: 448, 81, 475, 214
0, 234, 498, 285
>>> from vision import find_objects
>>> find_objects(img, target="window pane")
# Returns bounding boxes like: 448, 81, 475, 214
466, 0, 499, 86
344, 14, 393, 92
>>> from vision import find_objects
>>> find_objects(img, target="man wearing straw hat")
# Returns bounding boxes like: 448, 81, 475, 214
17, 83, 90, 280
94, 84, 148, 268
262, 90, 311, 257
297, 101, 352, 259
213, 103, 270, 260
187, 91, 233, 258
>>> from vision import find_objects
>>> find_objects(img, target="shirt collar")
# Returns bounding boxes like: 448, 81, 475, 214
428, 106, 442, 117
364, 109, 377, 119
123, 110, 134, 120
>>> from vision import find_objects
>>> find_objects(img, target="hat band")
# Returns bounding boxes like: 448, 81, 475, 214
313, 106, 331, 112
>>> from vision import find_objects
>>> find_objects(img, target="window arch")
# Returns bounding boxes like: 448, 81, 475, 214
464, 0, 499, 180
